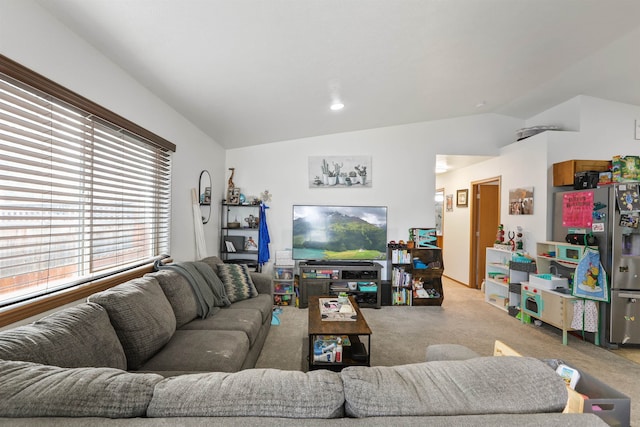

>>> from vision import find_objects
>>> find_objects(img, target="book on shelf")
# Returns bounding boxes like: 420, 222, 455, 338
393, 288, 412, 305
391, 249, 411, 264
225, 241, 236, 252
392, 267, 412, 287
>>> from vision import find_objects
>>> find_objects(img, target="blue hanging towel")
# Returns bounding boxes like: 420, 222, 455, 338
258, 203, 270, 267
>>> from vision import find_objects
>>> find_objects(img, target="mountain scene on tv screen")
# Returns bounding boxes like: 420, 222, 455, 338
293, 207, 387, 260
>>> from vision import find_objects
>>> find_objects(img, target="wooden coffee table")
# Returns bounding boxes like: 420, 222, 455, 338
308, 295, 372, 371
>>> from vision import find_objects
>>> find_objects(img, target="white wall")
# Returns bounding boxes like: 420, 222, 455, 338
436, 134, 551, 284
437, 95, 640, 285
226, 114, 523, 275
0, 0, 225, 261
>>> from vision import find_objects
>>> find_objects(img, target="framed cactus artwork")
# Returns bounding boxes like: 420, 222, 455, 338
308, 156, 372, 188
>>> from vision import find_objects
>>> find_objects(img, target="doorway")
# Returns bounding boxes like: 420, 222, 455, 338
435, 188, 444, 249
469, 177, 501, 289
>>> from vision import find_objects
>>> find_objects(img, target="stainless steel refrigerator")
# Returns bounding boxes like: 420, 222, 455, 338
553, 184, 640, 346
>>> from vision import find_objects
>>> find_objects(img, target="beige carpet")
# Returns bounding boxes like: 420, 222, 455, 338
611, 346, 640, 365
256, 277, 639, 425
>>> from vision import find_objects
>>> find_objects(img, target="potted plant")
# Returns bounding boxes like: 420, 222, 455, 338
320, 159, 330, 185
338, 172, 347, 185
327, 170, 337, 186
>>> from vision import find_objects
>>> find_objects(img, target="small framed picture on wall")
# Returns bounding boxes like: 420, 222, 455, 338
456, 189, 468, 207
446, 194, 454, 212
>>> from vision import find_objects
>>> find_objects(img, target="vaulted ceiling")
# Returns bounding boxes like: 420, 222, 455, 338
38, 0, 640, 149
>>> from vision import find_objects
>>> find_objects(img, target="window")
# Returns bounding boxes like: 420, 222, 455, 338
0, 55, 175, 307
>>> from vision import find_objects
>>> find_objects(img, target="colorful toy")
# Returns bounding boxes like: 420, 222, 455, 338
495, 224, 505, 244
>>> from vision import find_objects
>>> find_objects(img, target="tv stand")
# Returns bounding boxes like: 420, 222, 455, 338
303, 260, 374, 267
298, 262, 381, 309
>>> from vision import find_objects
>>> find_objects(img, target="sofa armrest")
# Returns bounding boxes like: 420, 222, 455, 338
250, 272, 273, 296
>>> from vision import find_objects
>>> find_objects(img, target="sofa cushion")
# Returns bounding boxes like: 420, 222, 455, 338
137, 330, 249, 373
87, 276, 176, 370
227, 293, 273, 324
201, 255, 224, 271
180, 308, 263, 345
0, 302, 126, 370
147, 368, 344, 418
0, 359, 162, 418
340, 357, 568, 418
147, 269, 198, 328
216, 263, 259, 303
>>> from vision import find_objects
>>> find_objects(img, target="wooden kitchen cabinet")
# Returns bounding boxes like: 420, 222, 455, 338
552, 160, 610, 187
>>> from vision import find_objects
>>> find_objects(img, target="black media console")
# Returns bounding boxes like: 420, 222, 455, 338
304, 260, 375, 267
298, 262, 382, 309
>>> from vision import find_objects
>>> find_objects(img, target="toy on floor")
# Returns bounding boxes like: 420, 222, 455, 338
271, 307, 283, 326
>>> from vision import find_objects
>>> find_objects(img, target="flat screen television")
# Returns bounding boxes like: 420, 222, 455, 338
292, 205, 387, 261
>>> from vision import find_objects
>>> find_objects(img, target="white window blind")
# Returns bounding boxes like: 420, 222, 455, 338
0, 72, 172, 306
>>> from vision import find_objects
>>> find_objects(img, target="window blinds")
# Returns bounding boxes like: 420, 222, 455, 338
0, 73, 171, 306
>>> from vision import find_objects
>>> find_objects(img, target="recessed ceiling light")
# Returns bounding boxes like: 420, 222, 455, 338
330, 102, 344, 111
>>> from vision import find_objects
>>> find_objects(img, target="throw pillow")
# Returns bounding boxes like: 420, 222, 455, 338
216, 263, 259, 303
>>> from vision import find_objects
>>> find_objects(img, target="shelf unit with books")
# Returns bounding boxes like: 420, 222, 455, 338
389, 245, 412, 305
387, 244, 444, 306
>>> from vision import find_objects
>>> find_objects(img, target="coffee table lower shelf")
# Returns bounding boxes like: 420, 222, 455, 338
308, 335, 371, 372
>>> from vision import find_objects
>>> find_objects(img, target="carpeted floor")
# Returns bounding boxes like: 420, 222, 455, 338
256, 277, 639, 425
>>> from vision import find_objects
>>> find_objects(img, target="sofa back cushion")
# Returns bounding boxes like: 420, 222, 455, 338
0, 302, 126, 370
147, 368, 344, 418
88, 276, 176, 370
341, 356, 568, 418
201, 255, 224, 271
0, 360, 162, 418
146, 269, 198, 328
216, 263, 259, 303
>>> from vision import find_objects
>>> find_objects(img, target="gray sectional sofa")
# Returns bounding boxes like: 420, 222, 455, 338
0, 257, 608, 425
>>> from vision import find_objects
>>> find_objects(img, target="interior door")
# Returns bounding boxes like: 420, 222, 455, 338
470, 178, 500, 289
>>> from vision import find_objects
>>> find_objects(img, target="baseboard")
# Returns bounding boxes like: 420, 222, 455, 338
442, 275, 468, 287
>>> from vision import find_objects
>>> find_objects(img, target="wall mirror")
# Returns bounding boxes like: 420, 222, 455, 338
199, 170, 212, 224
